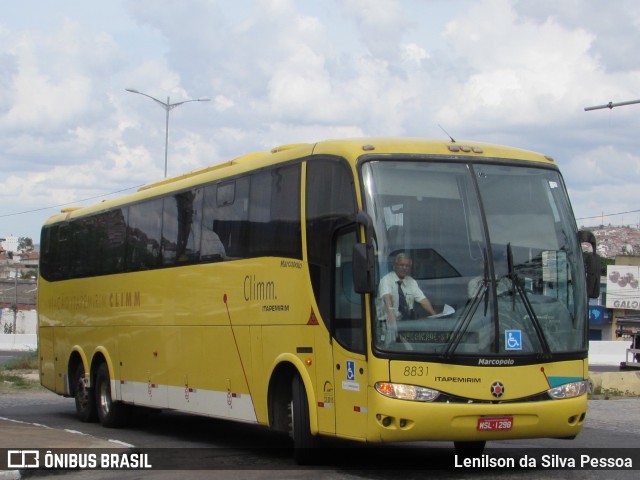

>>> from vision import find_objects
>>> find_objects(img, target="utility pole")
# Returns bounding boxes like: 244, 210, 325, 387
13, 267, 17, 334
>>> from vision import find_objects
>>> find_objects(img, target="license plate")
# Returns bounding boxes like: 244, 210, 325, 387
477, 416, 513, 431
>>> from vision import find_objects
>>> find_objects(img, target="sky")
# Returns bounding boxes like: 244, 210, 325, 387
1, 0, 640, 243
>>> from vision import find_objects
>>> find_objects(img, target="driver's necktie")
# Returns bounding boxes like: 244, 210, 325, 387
397, 280, 409, 318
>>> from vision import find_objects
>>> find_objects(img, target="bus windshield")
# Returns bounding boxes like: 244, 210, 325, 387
362, 160, 587, 358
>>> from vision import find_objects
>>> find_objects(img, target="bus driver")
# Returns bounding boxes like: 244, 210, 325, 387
379, 253, 438, 326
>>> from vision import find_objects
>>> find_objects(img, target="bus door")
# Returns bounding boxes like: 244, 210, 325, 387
305, 157, 366, 439
331, 228, 368, 440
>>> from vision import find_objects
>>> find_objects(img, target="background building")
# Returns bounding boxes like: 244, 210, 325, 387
603, 256, 640, 343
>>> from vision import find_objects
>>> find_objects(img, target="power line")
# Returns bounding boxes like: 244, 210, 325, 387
0, 185, 144, 219
577, 208, 640, 221
2, 179, 637, 229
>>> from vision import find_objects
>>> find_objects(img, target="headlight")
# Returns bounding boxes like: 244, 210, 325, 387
375, 382, 440, 402
547, 380, 588, 399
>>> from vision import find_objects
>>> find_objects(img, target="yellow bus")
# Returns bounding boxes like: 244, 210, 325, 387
38, 137, 600, 461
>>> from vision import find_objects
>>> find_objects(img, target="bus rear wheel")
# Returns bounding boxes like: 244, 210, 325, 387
95, 363, 130, 428
73, 363, 97, 422
290, 374, 320, 464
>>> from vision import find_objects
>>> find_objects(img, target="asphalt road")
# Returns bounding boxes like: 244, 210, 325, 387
1, 349, 637, 478
0, 388, 638, 479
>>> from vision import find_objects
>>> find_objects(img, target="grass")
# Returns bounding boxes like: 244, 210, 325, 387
2, 350, 39, 371
0, 372, 34, 388
0, 350, 41, 391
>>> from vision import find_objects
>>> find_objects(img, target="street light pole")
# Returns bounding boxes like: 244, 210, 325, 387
125, 88, 210, 177
584, 98, 640, 111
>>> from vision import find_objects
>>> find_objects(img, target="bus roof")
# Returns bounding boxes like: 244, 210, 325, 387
312, 137, 554, 163
42, 137, 554, 227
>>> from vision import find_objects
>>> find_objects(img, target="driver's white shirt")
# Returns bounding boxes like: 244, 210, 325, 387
378, 271, 426, 317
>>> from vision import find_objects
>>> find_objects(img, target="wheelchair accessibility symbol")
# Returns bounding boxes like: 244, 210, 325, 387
505, 330, 522, 351
346, 360, 355, 381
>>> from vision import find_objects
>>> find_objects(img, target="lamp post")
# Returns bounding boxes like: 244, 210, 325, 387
584, 99, 640, 111
125, 88, 210, 177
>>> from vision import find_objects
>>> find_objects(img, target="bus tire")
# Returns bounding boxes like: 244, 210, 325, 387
95, 363, 129, 428
454, 440, 486, 457
73, 363, 97, 423
291, 374, 320, 464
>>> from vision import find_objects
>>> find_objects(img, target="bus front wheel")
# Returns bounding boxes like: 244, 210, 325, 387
95, 363, 129, 428
73, 363, 97, 423
290, 374, 320, 464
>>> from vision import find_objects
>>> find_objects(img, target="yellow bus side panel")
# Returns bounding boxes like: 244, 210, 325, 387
37, 326, 56, 391
38, 258, 314, 425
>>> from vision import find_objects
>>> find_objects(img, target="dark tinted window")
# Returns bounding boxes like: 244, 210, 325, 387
40, 162, 303, 281
40, 224, 66, 281
70, 216, 98, 277
96, 208, 128, 274
213, 177, 250, 258
200, 184, 228, 261
162, 190, 203, 265
306, 158, 357, 324
127, 198, 163, 270
217, 182, 235, 207
249, 164, 301, 258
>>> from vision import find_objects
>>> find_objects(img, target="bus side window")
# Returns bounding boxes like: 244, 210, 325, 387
306, 157, 358, 338
99, 208, 128, 274
41, 225, 65, 281
248, 165, 302, 259
200, 184, 228, 262
216, 177, 250, 259
162, 196, 179, 265
334, 229, 365, 353
57, 224, 71, 279
71, 216, 97, 277
162, 190, 202, 265
127, 198, 163, 271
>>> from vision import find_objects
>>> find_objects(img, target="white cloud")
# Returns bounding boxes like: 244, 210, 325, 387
213, 95, 235, 111
514, 0, 640, 73
341, 0, 410, 59
401, 43, 429, 65
437, 0, 603, 129
565, 145, 640, 187
1, 0, 640, 239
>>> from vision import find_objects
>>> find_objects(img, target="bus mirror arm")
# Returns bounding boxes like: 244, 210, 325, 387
578, 230, 601, 299
352, 211, 376, 294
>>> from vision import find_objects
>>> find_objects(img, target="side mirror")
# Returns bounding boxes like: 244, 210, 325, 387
578, 230, 601, 299
352, 211, 376, 294
353, 243, 375, 293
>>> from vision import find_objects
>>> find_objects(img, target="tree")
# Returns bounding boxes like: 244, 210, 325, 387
21, 270, 38, 279
17, 237, 34, 253
600, 257, 614, 276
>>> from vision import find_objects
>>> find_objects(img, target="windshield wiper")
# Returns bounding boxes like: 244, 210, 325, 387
506, 243, 552, 357
444, 250, 489, 357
